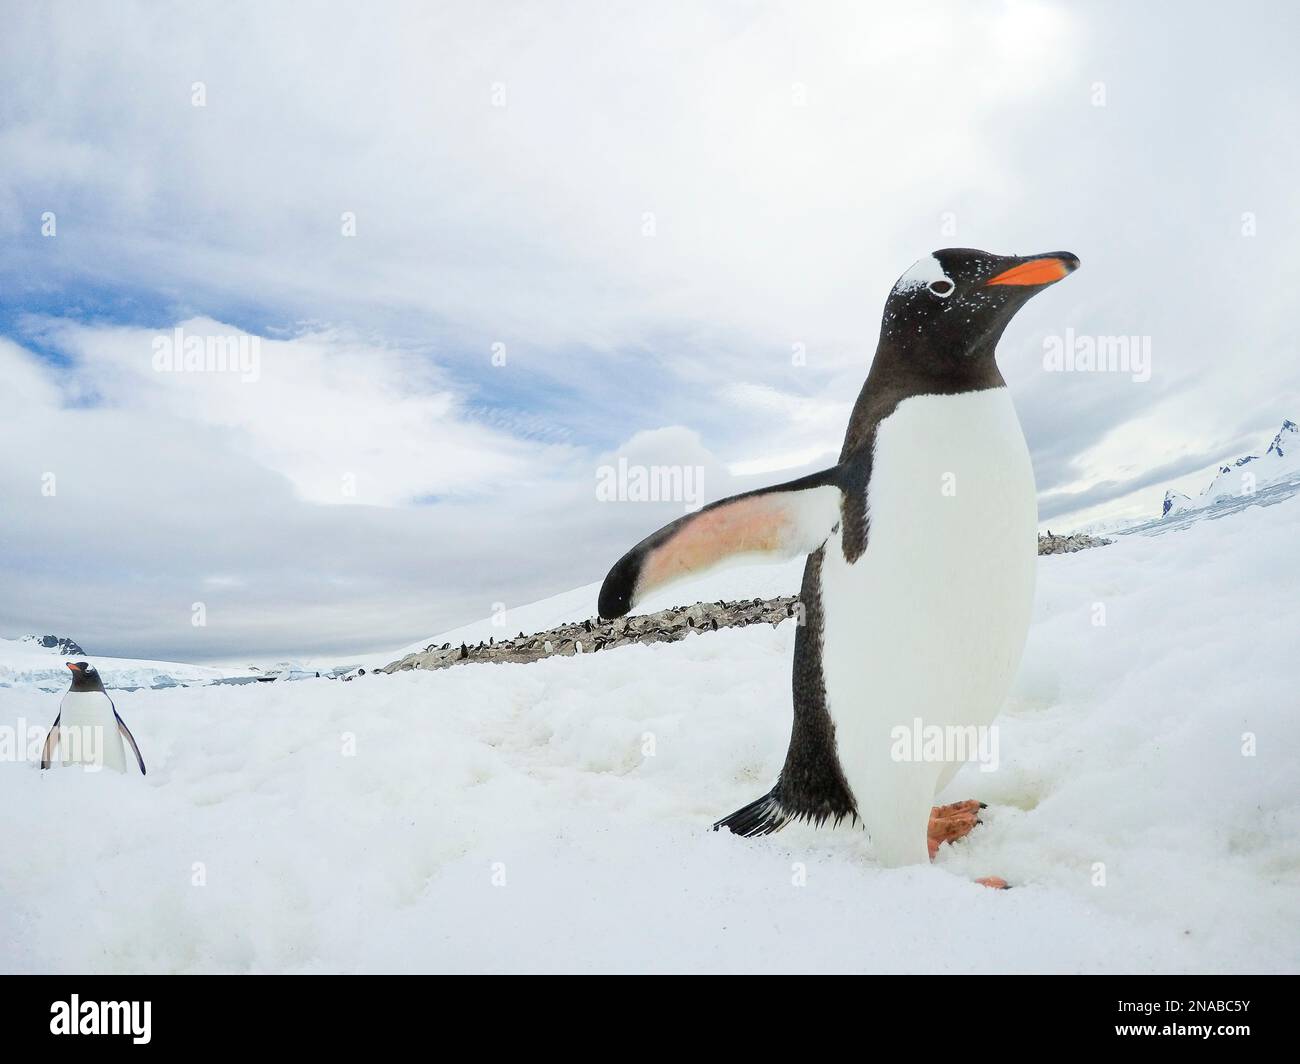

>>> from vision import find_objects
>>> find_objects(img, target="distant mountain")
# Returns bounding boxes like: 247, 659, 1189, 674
1266, 418, 1296, 458
1161, 419, 1299, 518
1162, 490, 1192, 517
0, 636, 237, 691
17, 634, 85, 655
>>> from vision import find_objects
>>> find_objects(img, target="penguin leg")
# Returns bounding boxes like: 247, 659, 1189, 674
926, 799, 984, 859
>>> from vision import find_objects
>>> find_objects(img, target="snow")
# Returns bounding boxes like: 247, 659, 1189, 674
2, 496, 1298, 973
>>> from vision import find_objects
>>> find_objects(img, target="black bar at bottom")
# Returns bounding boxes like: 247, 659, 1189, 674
0, 974, 1290, 1050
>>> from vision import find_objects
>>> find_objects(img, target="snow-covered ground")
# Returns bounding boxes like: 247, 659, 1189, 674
2, 494, 1297, 973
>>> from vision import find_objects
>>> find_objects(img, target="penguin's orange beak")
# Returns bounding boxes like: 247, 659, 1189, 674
986, 254, 1079, 287
65, 662, 80, 672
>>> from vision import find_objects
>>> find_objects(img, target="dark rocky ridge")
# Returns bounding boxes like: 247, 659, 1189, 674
21, 634, 86, 655
383, 596, 801, 674
383, 532, 1110, 674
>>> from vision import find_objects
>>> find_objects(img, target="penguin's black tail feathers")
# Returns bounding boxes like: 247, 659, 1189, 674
713, 786, 790, 837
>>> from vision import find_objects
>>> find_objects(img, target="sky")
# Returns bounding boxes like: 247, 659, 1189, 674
2, 0, 1298, 662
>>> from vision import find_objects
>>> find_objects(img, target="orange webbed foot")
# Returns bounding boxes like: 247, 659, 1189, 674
974, 876, 1009, 890
926, 799, 984, 859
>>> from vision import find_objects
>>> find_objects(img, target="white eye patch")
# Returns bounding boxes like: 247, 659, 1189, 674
893, 254, 953, 295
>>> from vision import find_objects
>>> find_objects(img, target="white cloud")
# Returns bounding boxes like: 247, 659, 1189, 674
0, 1, 1080, 359
0, 333, 781, 660
32, 317, 559, 506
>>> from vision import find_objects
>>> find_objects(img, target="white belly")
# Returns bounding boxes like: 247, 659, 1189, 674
59, 691, 128, 773
820, 387, 1037, 866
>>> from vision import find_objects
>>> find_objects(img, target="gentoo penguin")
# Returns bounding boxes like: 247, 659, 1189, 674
599, 248, 1078, 870
40, 662, 146, 774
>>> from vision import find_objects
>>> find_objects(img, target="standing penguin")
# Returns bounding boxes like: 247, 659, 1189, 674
41, 662, 147, 774
599, 249, 1078, 871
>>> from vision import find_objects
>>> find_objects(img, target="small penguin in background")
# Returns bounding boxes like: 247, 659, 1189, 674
41, 662, 146, 774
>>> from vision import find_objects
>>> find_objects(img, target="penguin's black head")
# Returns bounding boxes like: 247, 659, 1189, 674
880, 247, 1079, 372
66, 661, 105, 693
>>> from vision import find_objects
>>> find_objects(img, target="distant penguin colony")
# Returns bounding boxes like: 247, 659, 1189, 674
41, 661, 146, 775
599, 248, 1079, 881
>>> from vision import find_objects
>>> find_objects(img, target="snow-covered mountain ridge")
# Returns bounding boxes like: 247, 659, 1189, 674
1163, 418, 1299, 518
15, 635, 85, 656
0, 636, 238, 691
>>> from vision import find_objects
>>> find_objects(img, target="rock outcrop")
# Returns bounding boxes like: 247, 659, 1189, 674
20, 634, 85, 655
383, 597, 801, 674
1036, 530, 1113, 555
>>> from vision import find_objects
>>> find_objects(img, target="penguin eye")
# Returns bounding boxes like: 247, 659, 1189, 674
928, 279, 955, 298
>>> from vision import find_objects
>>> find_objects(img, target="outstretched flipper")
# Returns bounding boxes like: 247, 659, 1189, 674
598, 467, 844, 618
40, 714, 61, 770
113, 705, 147, 775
